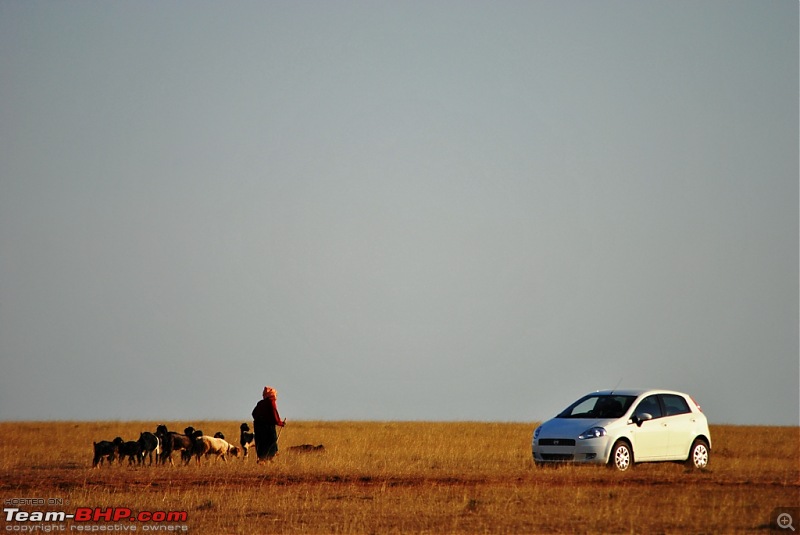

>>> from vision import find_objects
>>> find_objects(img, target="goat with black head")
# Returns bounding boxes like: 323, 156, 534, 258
239, 423, 255, 460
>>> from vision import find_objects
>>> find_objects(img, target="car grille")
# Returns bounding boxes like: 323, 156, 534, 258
538, 439, 576, 446
541, 454, 574, 461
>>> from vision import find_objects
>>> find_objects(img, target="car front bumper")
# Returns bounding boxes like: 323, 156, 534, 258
532, 437, 611, 465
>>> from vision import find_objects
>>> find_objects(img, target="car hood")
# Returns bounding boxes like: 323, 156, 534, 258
537, 417, 619, 438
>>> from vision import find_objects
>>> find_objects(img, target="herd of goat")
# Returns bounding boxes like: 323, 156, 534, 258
91, 423, 257, 468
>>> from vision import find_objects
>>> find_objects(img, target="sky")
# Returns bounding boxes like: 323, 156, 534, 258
0, 1, 797, 426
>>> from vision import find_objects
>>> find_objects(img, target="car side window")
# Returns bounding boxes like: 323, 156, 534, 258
661, 394, 691, 416
635, 395, 663, 419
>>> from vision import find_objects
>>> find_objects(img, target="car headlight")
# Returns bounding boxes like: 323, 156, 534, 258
533, 426, 542, 440
578, 427, 607, 440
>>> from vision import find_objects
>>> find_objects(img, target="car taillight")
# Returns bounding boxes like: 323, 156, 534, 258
690, 396, 702, 412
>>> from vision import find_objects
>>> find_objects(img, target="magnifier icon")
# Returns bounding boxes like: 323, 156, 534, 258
778, 513, 796, 531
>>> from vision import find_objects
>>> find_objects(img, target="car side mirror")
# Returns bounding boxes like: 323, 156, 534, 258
631, 413, 653, 427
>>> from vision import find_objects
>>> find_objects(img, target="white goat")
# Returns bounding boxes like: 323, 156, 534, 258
193, 436, 241, 464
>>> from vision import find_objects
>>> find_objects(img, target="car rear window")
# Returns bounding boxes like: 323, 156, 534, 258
661, 394, 691, 416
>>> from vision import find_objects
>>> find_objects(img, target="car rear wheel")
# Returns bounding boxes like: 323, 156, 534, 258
686, 439, 709, 469
609, 440, 632, 471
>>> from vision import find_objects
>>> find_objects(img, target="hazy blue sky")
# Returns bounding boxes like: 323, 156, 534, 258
1, 1, 797, 425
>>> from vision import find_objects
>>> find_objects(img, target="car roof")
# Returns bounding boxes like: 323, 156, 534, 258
590, 388, 690, 397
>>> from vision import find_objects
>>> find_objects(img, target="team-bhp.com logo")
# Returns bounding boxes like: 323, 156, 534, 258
4, 506, 188, 532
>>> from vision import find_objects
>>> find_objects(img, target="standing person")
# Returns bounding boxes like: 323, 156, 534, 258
252, 386, 285, 463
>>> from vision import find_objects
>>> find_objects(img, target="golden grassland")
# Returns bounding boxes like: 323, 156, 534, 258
0, 421, 797, 534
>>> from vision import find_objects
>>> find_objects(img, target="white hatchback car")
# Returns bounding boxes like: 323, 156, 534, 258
532, 389, 711, 471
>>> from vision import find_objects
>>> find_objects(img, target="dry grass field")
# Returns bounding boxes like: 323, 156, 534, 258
0, 421, 797, 534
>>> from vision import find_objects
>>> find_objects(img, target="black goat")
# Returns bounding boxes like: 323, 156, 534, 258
114, 437, 142, 466
288, 444, 325, 453
92, 439, 119, 468
138, 432, 161, 466
155, 425, 195, 466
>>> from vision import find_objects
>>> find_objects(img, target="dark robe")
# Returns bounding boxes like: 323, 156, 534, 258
252, 397, 283, 459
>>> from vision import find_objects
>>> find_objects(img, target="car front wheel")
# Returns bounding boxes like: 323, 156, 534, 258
686, 439, 709, 469
609, 440, 632, 471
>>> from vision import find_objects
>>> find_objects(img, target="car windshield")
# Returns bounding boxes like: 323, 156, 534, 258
556, 394, 637, 419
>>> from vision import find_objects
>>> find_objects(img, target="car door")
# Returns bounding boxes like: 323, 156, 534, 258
660, 394, 695, 459
630, 394, 668, 461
